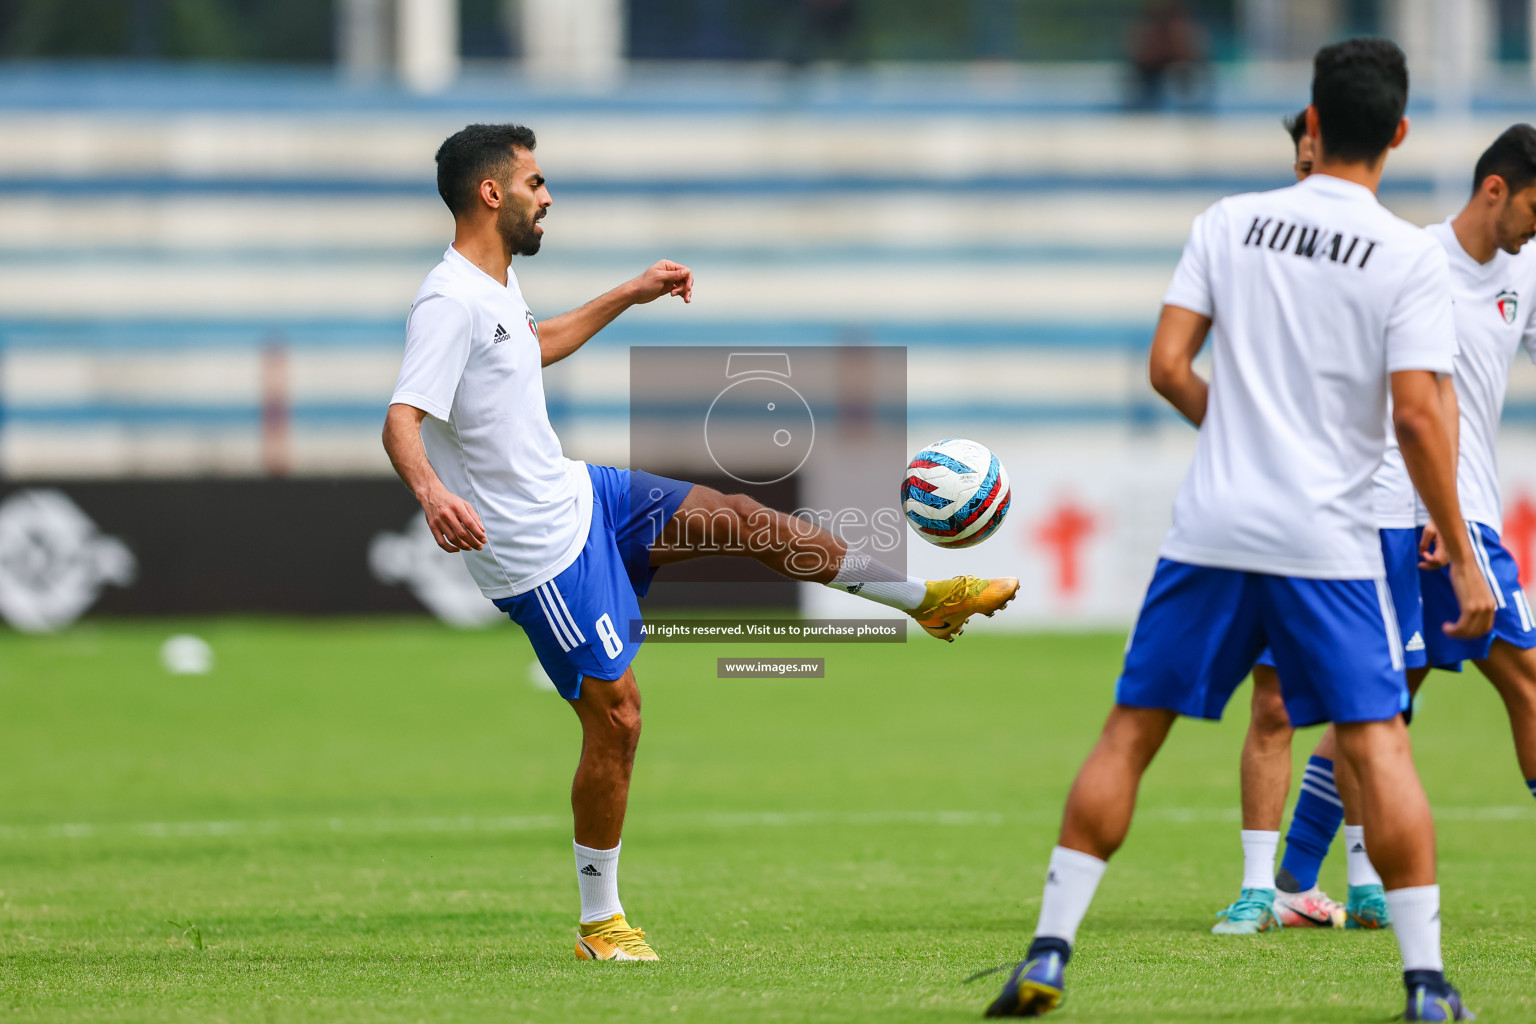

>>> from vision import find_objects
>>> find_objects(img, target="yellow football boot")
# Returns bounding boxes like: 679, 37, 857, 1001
574, 914, 659, 961
911, 575, 1019, 641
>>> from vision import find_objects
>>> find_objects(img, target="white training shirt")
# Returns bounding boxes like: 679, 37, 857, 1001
391, 246, 593, 599
1160, 174, 1458, 579
1419, 218, 1536, 530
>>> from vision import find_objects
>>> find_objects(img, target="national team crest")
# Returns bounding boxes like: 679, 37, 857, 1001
526, 310, 540, 339
1498, 289, 1518, 325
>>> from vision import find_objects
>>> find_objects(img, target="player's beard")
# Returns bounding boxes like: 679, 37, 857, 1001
499, 201, 543, 257
1495, 195, 1536, 255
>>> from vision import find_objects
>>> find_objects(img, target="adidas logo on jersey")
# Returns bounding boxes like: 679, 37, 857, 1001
580, 864, 602, 877
1350, 842, 1365, 854
1405, 631, 1425, 652
492, 323, 510, 344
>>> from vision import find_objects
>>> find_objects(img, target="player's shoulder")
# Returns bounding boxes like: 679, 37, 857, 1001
1194, 187, 1274, 225
416, 254, 473, 301
412, 252, 492, 318
1346, 203, 1446, 282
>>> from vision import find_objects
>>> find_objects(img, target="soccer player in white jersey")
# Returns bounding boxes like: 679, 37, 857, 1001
381, 124, 1018, 963
1412, 125, 1536, 796
984, 40, 1494, 1021
1221, 124, 1536, 944
1210, 107, 1444, 936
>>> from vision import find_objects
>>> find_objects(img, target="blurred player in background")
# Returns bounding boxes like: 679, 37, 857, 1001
1414, 125, 1536, 794
985, 39, 1492, 1021
1211, 105, 1422, 937
382, 124, 1018, 963
1221, 122, 1536, 943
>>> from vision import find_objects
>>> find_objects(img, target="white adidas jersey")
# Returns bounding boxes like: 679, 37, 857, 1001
1421, 219, 1536, 530
1160, 174, 1457, 579
391, 246, 593, 599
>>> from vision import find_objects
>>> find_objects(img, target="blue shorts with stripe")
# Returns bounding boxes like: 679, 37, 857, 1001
1255, 527, 1427, 671
1421, 521, 1536, 669
1116, 559, 1410, 728
493, 464, 693, 700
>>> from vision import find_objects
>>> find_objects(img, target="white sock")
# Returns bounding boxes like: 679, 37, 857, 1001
827, 553, 927, 611
1034, 846, 1108, 944
574, 840, 624, 924
1344, 825, 1384, 888
1240, 829, 1279, 891
1386, 884, 1444, 971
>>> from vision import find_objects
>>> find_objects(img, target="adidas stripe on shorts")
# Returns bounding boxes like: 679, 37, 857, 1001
1421, 520, 1536, 669
494, 465, 693, 699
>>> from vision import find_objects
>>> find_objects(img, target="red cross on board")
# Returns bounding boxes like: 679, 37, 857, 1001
1503, 491, 1536, 586
1033, 499, 1098, 597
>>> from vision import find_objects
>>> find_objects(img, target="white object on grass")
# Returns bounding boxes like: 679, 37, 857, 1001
161, 634, 214, 675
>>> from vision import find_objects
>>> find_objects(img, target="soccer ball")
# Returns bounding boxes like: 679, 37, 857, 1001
901, 438, 1011, 548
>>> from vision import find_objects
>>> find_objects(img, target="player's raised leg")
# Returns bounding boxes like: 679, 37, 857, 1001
1213, 661, 1290, 933
647, 483, 1018, 640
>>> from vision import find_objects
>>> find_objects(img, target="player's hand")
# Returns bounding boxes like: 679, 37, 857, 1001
628, 260, 693, 305
1443, 557, 1495, 639
420, 485, 486, 552
1418, 520, 1450, 569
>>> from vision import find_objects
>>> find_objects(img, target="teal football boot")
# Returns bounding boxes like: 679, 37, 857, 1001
1345, 883, 1392, 929
1212, 888, 1282, 934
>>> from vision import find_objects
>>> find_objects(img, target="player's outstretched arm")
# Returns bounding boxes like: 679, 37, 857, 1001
382, 402, 486, 552
1147, 303, 1212, 426
537, 260, 694, 367
1392, 369, 1492, 638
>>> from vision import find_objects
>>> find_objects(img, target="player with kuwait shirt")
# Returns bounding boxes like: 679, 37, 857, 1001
984, 39, 1493, 1021
1207, 108, 1439, 936
382, 124, 1018, 964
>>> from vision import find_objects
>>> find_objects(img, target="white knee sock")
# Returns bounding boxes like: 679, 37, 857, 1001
1343, 825, 1384, 888
1240, 829, 1279, 890
1386, 884, 1443, 971
1034, 846, 1108, 944
827, 553, 927, 611
574, 840, 624, 924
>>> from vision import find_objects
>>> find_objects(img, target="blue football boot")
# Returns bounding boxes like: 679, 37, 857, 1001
1405, 983, 1475, 1021
984, 950, 1065, 1018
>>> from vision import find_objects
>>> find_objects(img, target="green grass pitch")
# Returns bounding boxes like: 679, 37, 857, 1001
1, 619, 1533, 1022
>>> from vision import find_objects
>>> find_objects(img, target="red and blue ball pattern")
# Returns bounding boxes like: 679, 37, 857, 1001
902, 438, 1011, 548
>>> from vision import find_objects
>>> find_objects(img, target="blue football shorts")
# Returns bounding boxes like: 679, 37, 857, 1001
494, 465, 693, 700
1116, 559, 1410, 728
1254, 527, 1427, 671
1421, 521, 1536, 670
